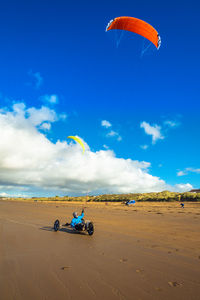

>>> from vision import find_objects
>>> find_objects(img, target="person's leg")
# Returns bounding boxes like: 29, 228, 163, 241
75, 223, 84, 231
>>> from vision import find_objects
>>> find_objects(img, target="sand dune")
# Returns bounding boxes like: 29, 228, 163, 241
0, 200, 200, 300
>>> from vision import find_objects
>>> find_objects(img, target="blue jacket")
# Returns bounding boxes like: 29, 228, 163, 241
71, 212, 84, 228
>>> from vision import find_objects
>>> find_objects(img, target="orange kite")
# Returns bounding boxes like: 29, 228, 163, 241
106, 16, 161, 49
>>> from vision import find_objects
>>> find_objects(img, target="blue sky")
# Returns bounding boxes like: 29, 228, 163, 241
0, 0, 199, 196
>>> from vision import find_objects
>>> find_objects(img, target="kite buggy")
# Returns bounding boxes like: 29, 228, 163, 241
53, 208, 94, 236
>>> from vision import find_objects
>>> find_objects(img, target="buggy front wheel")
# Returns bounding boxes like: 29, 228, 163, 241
86, 222, 94, 236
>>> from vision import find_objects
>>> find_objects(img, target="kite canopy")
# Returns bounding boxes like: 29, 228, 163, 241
67, 136, 85, 154
106, 16, 161, 49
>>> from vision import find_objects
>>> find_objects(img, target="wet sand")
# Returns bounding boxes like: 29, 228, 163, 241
0, 200, 200, 300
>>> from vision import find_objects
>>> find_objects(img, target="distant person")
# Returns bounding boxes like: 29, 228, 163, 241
180, 203, 184, 208
65, 208, 85, 230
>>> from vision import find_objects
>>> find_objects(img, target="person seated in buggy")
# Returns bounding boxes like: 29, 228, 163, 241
70, 209, 85, 230
54, 208, 94, 235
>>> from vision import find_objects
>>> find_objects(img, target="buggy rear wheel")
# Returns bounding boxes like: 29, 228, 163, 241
54, 219, 60, 232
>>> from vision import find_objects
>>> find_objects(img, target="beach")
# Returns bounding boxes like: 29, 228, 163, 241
0, 200, 200, 300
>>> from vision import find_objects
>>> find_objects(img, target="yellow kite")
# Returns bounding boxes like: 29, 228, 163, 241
67, 136, 85, 154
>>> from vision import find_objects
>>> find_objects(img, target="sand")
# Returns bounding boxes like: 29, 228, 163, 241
0, 200, 200, 300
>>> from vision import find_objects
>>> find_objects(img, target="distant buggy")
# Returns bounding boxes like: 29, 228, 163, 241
126, 200, 136, 206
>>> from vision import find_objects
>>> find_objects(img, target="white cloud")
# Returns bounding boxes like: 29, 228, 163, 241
173, 183, 193, 192
177, 167, 200, 176
186, 167, 200, 174
101, 120, 112, 128
107, 130, 115, 137
40, 122, 51, 131
0, 102, 173, 195
0, 192, 10, 197
140, 121, 164, 144
140, 145, 149, 150
59, 113, 67, 121
117, 136, 122, 141
164, 120, 180, 128
27, 106, 57, 126
13, 102, 26, 115
177, 170, 187, 176
40, 94, 59, 105
107, 130, 122, 141
0, 192, 28, 198
102, 120, 122, 141
28, 70, 43, 89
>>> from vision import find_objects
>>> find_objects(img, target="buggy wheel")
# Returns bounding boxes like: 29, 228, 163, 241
54, 219, 60, 232
87, 222, 94, 236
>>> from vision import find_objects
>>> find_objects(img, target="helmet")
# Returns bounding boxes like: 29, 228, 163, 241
73, 212, 78, 218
